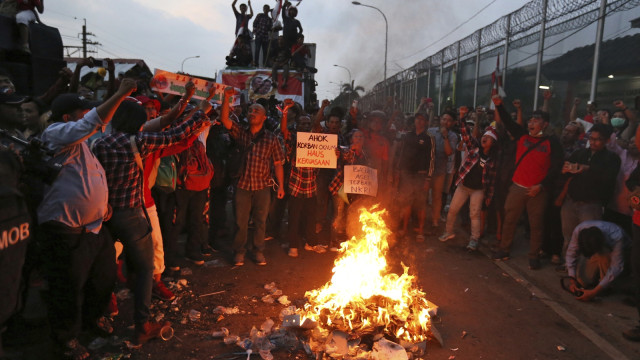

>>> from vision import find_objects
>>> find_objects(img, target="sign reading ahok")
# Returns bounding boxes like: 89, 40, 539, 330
295, 132, 337, 168
344, 165, 378, 196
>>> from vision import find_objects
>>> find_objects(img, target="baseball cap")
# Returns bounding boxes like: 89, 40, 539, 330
50, 93, 100, 122
0, 88, 26, 105
136, 95, 161, 113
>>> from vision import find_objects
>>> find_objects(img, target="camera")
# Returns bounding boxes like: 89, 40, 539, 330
0, 130, 62, 185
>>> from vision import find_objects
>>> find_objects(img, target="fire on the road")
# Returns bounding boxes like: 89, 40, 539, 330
300, 206, 432, 343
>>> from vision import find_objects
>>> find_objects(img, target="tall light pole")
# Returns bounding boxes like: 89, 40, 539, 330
334, 64, 353, 106
181, 55, 200, 73
352, 1, 387, 82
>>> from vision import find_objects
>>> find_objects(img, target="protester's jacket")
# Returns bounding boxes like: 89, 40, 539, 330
496, 103, 563, 190
455, 124, 498, 206
566, 147, 621, 205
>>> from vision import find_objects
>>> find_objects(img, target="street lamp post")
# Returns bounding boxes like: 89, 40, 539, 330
181, 55, 200, 73
333, 64, 353, 106
352, 1, 387, 82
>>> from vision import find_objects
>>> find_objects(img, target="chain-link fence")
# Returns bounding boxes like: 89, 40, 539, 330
359, 0, 640, 127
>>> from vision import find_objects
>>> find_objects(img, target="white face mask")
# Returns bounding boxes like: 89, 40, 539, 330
611, 117, 625, 127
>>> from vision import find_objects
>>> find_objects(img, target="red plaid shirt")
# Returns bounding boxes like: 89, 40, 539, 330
455, 124, 498, 206
229, 121, 285, 191
285, 132, 317, 198
93, 111, 207, 209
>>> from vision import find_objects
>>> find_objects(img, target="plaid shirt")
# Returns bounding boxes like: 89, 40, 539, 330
229, 121, 285, 191
253, 13, 272, 40
455, 124, 498, 206
93, 111, 207, 209
329, 148, 368, 196
285, 132, 317, 198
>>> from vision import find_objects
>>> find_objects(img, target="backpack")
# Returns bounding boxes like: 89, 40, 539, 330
154, 155, 177, 192
178, 140, 214, 191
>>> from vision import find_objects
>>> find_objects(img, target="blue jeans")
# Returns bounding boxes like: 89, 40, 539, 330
233, 187, 271, 256
107, 207, 153, 326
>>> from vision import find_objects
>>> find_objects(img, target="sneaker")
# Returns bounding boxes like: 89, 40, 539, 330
529, 258, 541, 270
466, 239, 478, 251
168, 265, 180, 272
313, 245, 327, 254
255, 252, 267, 266
201, 245, 217, 256
491, 250, 510, 261
264, 235, 274, 241
438, 232, 455, 242
288, 248, 298, 257
135, 320, 171, 345
153, 280, 176, 301
234, 253, 245, 266
185, 255, 204, 266
107, 292, 119, 317
551, 255, 562, 265
304, 243, 314, 252
623, 326, 640, 342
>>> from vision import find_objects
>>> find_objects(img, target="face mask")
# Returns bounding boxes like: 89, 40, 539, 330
611, 117, 625, 127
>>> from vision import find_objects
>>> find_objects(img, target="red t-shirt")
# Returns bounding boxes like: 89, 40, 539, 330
511, 135, 552, 188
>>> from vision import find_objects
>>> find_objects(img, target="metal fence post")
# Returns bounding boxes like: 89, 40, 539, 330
473, 29, 482, 107
533, 0, 548, 110
590, 0, 608, 102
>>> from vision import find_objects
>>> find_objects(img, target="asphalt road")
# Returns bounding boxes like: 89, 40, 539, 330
6, 212, 640, 360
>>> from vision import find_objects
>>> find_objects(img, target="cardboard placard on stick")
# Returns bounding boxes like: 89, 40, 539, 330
295, 132, 337, 168
344, 165, 378, 196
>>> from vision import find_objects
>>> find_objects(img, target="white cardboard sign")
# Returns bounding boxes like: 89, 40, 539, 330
344, 165, 378, 196
295, 132, 338, 168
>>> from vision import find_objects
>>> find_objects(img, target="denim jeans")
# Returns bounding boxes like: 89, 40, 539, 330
107, 207, 153, 326
233, 187, 271, 256
445, 184, 484, 240
499, 183, 547, 259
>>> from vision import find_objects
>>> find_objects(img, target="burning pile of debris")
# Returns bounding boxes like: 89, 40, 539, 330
210, 206, 440, 359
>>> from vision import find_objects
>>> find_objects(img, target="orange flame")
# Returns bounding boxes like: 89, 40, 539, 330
301, 206, 431, 342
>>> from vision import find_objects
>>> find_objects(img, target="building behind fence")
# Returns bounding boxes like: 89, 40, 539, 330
358, 0, 640, 127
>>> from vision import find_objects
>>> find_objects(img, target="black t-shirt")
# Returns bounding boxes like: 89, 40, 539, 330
399, 131, 432, 174
234, 10, 252, 35
463, 152, 488, 190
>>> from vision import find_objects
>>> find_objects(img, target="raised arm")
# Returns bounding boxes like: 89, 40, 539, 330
96, 78, 137, 123
220, 86, 236, 130
569, 97, 580, 123
616, 99, 637, 141
248, 0, 254, 17
280, 98, 295, 140
232, 0, 239, 13
512, 99, 523, 127
493, 94, 526, 139
541, 89, 551, 113
312, 99, 329, 132
142, 81, 195, 132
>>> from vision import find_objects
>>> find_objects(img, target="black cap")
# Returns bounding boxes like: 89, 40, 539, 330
0, 88, 26, 106
50, 93, 100, 122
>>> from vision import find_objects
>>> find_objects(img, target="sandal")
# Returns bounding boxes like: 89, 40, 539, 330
63, 338, 90, 360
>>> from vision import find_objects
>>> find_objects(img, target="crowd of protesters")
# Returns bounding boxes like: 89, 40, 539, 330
1, 2, 640, 359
